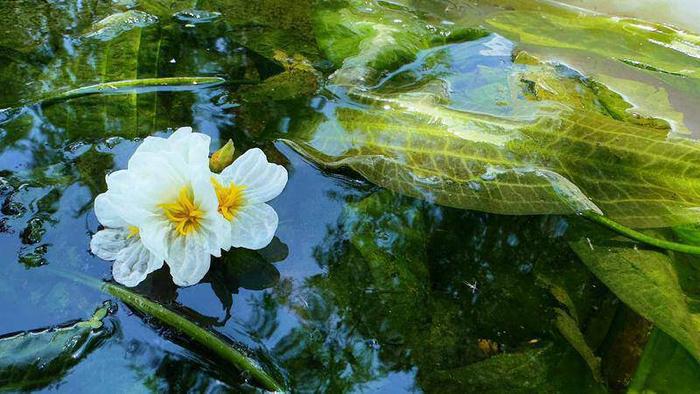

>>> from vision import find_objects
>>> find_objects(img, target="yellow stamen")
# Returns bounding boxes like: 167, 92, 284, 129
127, 226, 140, 239
212, 178, 246, 221
160, 187, 205, 236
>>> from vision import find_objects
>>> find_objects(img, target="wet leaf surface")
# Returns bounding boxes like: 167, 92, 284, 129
1, 0, 700, 391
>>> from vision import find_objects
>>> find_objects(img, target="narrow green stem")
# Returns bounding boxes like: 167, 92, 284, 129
42, 77, 257, 105
49, 268, 285, 392
103, 283, 285, 392
583, 211, 700, 255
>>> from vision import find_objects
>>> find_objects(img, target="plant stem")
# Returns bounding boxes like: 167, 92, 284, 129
42, 77, 257, 104
583, 211, 700, 255
49, 268, 285, 392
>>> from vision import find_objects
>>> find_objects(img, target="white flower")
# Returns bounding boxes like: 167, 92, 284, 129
91, 128, 288, 287
89, 221, 162, 287
213, 148, 288, 250
91, 127, 229, 287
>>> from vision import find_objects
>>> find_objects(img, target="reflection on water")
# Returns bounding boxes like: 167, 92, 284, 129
1, 0, 695, 391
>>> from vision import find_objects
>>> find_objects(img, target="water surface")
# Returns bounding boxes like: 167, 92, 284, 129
0, 0, 698, 392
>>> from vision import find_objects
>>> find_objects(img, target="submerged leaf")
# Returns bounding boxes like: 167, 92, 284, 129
554, 309, 603, 382
44, 77, 225, 104
103, 282, 286, 391
189, 0, 321, 61
481, 1, 700, 82
0, 303, 113, 391
424, 343, 605, 393
629, 329, 700, 393
569, 227, 700, 363
285, 31, 700, 228
313, 0, 487, 86
240, 52, 321, 103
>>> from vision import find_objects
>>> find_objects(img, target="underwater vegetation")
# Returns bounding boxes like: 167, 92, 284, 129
1, 0, 700, 392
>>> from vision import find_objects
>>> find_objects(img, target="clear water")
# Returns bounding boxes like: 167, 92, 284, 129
0, 0, 697, 392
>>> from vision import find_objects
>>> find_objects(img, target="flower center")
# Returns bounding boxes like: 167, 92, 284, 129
127, 226, 140, 239
212, 178, 246, 221
160, 187, 205, 236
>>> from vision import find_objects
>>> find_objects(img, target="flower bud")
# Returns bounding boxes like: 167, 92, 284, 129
209, 139, 235, 173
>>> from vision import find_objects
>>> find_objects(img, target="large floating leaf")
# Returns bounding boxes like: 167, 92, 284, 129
0, 303, 112, 391
284, 28, 700, 228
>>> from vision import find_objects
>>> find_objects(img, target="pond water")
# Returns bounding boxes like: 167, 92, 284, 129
559, 0, 700, 32
1, 1, 699, 393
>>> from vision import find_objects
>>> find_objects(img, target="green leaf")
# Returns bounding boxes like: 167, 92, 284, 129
239, 51, 321, 103
553, 309, 603, 382
536, 264, 616, 382
483, 1, 700, 79
423, 343, 606, 393
0, 303, 113, 391
313, 0, 486, 86
407, 0, 700, 116
673, 223, 700, 245
481, 0, 700, 104
629, 329, 700, 393
569, 227, 700, 363
44, 77, 225, 104
285, 28, 700, 228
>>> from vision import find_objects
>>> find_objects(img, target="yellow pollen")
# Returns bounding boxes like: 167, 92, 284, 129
127, 226, 140, 239
160, 187, 205, 236
212, 178, 246, 221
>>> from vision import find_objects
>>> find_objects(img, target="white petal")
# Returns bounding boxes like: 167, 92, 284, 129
101, 169, 158, 225
166, 233, 211, 286
229, 203, 278, 250
112, 238, 164, 287
169, 127, 211, 166
197, 213, 230, 256
128, 151, 189, 189
138, 215, 171, 262
94, 194, 129, 228
169, 126, 193, 140
133, 135, 169, 156
132, 127, 210, 169
219, 148, 288, 204
90, 228, 130, 261
190, 166, 220, 213
105, 169, 131, 191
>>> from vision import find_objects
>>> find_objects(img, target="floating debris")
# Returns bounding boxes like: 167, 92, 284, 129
173, 9, 222, 25
82, 10, 158, 41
